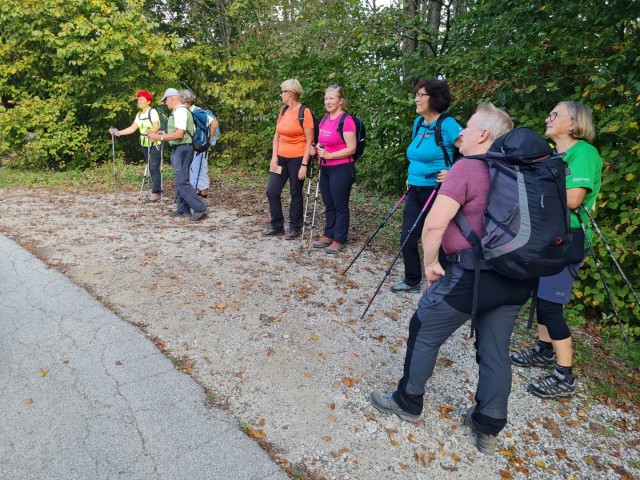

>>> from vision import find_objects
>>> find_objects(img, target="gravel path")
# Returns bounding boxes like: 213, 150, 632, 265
1, 186, 638, 480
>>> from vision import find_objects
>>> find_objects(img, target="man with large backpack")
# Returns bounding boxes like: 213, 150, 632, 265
179, 90, 219, 199
148, 88, 207, 221
370, 104, 537, 455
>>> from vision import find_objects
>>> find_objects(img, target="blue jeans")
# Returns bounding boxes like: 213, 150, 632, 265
319, 162, 355, 244
171, 144, 206, 214
400, 186, 436, 287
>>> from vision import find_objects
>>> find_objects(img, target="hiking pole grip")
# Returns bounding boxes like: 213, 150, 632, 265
575, 209, 631, 347
343, 190, 409, 276
580, 203, 639, 307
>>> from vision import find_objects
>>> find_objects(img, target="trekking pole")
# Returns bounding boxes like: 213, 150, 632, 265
110, 129, 117, 200
580, 203, 639, 307
342, 190, 409, 276
300, 155, 316, 248
159, 141, 164, 214
307, 156, 324, 254
575, 210, 631, 347
361, 186, 439, 319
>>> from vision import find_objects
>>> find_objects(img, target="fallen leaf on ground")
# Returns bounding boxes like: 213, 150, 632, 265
322, 436, 332, 441
342, 377, 358, 387
39, 369, 48, 377
246, 427, 265, 439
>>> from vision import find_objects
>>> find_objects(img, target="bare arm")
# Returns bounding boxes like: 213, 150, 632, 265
422, 195, 462, 283
567, 187, 588, 210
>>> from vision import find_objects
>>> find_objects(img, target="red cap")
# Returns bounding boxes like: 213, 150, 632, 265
136, 90, 153, 102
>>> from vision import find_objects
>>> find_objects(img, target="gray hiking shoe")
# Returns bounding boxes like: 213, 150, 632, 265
390, 280, 421, 293
465, 406, 497, 455
527, 371, 576, 399
189, 207, 208, 222
369, 391, 420, 424
511, 344, 556, 368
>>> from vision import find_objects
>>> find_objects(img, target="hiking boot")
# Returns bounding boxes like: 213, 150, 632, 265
369, 391, 420, 424
527, 370, 576, 399
511, 343, 556, 368
312, 236, 332, 248
145, 193, 161, 203
465, 406, 497, 455
325, 241, 346, 254
390, 280, 421, 293
284, 230, 300, 240
169, 210, 190, 218
262, 227, 285, 237
189, 207, 208, 222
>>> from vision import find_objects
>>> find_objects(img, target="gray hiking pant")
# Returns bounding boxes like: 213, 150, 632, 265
171, 144, 206, 214
392, 262, 534, 435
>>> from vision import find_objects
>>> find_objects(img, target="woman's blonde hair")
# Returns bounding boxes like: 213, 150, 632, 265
558, 101, 596, 142
326, 84, 347, 109
281, 79, 302, 100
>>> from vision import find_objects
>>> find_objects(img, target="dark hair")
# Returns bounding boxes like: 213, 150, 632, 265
413, 79, 451, 114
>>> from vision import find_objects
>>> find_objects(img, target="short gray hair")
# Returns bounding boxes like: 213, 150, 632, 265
179, 89, 197, 106
475, 103, 513, 142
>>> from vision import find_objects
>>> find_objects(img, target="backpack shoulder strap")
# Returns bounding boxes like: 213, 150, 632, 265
412, 116, 424, 140
298, 104, 307, 131
336, 112, 349, 143
319, 113, 330, 127
435, 113, 453, 167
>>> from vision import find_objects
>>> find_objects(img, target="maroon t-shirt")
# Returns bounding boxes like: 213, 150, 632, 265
438, 157, 490, 255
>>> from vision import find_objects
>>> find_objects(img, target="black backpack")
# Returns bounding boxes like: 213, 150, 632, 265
450, 127, 571, 322
280, 104, 319, 144
320, 112, 367, 161
413, 112, 464, 167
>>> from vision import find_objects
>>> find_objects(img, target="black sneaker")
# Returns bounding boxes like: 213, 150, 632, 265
511, 344, 556, 368
283, 230, 300, 240
527, 371, 576, 399
262, 227, 285, 237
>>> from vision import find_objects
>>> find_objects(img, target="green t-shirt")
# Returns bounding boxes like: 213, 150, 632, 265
563, 140, 602, 231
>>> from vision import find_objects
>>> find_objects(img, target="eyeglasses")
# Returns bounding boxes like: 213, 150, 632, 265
415, 92, 429, 100
546, 111, 573, 121
281, 90, 290, 94
328, 84, 341, 89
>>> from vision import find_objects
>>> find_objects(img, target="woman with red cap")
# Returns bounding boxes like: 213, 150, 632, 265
109, 90, 162, 202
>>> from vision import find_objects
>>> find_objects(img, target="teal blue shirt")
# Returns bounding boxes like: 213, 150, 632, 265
407, 115, 463, 187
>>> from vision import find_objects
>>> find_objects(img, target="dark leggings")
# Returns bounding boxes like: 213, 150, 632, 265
537, 298, 571, 340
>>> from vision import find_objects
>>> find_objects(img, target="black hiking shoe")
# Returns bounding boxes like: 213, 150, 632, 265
369, 391, 421, 424
465, 406, 497, 455
511, 343, 556, 368
283, 230, 300, 240
262, 227, 285, 237
527, 370, 576, 399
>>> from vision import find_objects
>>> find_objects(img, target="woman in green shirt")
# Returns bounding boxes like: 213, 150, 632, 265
511, 101, 602, 399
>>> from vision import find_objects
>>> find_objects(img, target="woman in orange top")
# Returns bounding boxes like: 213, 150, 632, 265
262, 79, 314, 239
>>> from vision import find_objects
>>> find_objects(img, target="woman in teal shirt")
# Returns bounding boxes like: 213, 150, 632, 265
391, 79, 463, 293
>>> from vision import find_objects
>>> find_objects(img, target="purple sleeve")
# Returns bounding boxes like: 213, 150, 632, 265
438, 160, 469, 205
